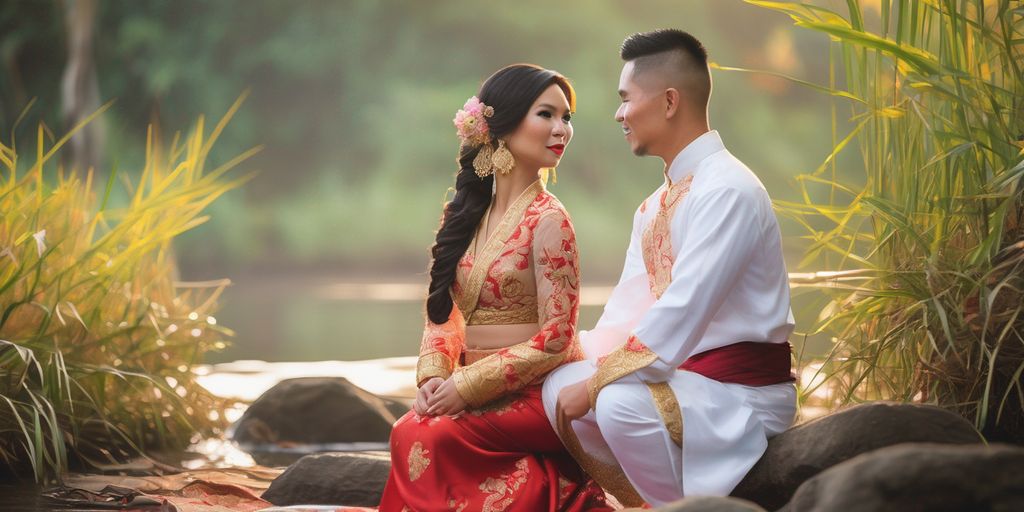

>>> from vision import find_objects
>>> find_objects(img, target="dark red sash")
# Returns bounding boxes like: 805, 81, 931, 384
679, 341, 795, 386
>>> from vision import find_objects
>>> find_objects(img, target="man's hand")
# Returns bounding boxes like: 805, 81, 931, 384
556, 378, 592, 423
413, 377, 443, 416
425, 377, 468, 416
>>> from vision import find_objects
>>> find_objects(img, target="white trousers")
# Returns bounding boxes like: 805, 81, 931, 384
542, 360, 796, 506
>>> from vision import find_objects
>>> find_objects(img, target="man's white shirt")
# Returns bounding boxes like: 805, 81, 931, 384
579, 129, 795, 371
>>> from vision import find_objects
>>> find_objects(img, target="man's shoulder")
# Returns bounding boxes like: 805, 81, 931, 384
692, 152, 767, 199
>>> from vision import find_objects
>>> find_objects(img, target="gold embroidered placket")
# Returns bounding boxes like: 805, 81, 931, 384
640, 175, 693, 297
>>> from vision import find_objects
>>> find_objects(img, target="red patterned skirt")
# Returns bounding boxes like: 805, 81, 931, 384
378, 385, 610, 512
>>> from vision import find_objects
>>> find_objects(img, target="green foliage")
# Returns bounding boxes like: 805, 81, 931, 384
0, 99, 254, 481
1, 0, 838, 280
749, 0, 1024, 440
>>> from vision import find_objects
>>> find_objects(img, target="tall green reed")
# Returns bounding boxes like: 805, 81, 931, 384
741, 0, 1023, 440
0, 96, 256, 481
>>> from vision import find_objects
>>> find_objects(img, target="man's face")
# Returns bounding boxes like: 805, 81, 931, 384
614, 61, 664, 157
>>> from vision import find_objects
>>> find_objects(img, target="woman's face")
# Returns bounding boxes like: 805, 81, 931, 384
504, 84, 573, 172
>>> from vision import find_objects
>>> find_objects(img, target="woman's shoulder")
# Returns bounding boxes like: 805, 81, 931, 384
526, 190, 575, 242
532, 189, 572, 223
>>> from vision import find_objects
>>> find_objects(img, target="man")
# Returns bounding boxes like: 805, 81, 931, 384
542, 29, 797, 507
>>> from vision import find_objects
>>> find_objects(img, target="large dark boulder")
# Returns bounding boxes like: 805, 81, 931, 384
262, 451, 391, 507
656, 496, 766, 511
732, 402, 983, 510
783, 443, 1024, 511
231, 377, 408, 445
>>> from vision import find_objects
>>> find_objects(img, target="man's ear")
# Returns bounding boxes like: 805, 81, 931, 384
664, 88, 681, 119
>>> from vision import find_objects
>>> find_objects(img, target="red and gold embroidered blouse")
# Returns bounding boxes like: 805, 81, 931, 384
415, 180, 582, 407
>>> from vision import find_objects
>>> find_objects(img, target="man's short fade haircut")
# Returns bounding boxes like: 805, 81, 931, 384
620, 28, 708, 64
620, 29, 711, 109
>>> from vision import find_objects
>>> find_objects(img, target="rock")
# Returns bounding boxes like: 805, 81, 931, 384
231, 377, 407, 445
262, 451, 391, 507
653, 496, 766, 511
382, 396, 412, 419
732, 402, 983, 510
785, 443, 1024, 511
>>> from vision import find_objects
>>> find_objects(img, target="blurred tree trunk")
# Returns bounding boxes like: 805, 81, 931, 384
61, 0, 103, 172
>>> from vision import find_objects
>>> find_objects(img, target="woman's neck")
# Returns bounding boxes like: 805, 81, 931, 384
491, 166, 540, 214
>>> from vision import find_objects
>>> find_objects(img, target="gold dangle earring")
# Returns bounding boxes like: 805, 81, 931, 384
540, 167, 558, 185
473, 142, 495, 178
491, 139, 515, 176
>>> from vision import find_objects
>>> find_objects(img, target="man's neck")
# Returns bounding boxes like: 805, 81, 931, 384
659, 122, 711, 170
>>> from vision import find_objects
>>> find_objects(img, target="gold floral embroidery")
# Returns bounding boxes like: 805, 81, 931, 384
408, 441, 431, 482
556, 412, 644, 507
467, 395, 524, 417
556, 476, 573, 509
641, 174, 694, 299
647, 382, 683, 447
470, 306, 538, 325
499, 274, 524, 302
454, 341, 566, 407
479, 457, 530, 512
416, 352, 453, 386
587, 335, 659, 409
447, 498, 468, 511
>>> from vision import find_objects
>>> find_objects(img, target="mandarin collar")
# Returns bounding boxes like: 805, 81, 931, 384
664, 130, 725, 184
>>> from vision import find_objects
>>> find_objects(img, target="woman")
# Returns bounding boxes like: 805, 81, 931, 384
378, 65, 610, 511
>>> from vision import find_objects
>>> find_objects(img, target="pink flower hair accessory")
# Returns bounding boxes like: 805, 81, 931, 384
453, 96, 495, 147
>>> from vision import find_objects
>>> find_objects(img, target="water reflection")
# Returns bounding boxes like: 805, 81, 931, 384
210, 278, 609, 364
210, 277, 830, 364
196, 358, 420, 400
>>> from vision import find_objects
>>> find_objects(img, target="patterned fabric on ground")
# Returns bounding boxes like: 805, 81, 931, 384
43, 467, 282, 511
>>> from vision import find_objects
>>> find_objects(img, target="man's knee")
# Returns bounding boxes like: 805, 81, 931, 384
593, 380, 656, 432
545, 360, 594, 388
542, 361, 594, 408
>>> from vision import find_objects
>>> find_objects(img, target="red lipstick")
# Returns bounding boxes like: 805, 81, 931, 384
547, 144, 565, 156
